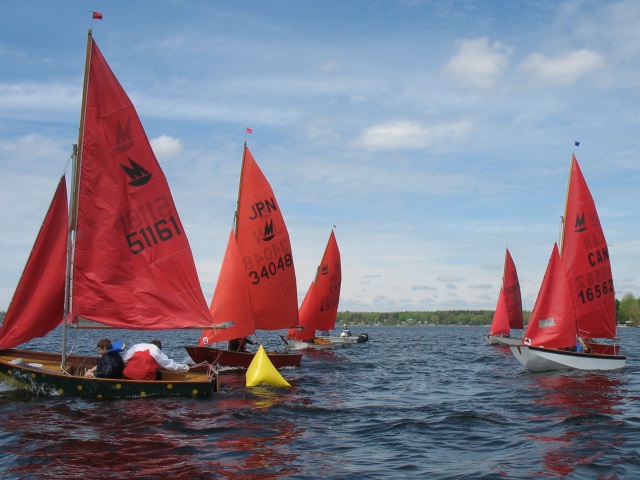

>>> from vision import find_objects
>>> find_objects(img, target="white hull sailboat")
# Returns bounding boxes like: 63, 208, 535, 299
510, 155, 625, 372
510, 345, 625, 372
485, 335, 522, 347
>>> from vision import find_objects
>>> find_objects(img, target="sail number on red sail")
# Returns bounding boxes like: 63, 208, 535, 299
575, 264, 614, 304
243, 239, 293, 285
318, 293, 340, 312
318, 275, 341, 311
121, 196, 182, 254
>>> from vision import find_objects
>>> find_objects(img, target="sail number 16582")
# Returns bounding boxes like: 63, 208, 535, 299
577, 279, 614, 304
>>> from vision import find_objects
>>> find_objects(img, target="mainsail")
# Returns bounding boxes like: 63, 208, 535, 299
560, 155, 616, 339
71, 37, 211, 330
234, 144, 299, 330
198, 144, 299, 346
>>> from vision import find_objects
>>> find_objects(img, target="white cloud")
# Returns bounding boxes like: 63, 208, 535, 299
0, 82, 78, 120
518, 49, 604, 86
357, 119, 474, 150
150, 135, 183, 160
440, 37, 512, 90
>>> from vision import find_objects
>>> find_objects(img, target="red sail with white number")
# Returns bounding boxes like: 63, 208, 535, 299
234, 144, 299, 330
71, 37, 211, 330
560, 155, 616, 339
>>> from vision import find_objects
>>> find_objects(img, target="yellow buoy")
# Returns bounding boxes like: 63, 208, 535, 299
246, 345, 291, 387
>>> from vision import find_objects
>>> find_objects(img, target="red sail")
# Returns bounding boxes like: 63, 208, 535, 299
488, 288, 510, 336
503, 248, 524, 329
523, 244, 576, 349
312, 230, 342, 332
287, 230, 341, 340
71, 38, 211, 330
0, 178, 68, 349
199, 230, 255, 345
560, 155, 616, 339
287, 282, 317, 341
235, 145, 299, 330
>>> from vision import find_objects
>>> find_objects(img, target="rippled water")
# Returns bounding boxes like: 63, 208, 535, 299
1, 325, 640, 479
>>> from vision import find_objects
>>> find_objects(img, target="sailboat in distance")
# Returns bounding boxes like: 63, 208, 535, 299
284, 229, 340, 349
282, 229, 367, 349
484, 248, 524, 346
0, 31, 218, 398
510, 155, 625, 371
185, 143, 303, 369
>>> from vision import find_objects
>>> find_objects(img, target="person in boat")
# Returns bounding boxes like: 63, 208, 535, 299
228, 337, 256, 352
576, 335, 592, 353
122, 339, 189, 380
340, 324, 352, 337
84, 338, 125, 379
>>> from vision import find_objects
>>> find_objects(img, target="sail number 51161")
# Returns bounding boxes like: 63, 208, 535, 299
126, 215, 182, 254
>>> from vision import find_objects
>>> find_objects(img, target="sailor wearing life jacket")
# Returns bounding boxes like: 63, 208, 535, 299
122, 339, 189, 380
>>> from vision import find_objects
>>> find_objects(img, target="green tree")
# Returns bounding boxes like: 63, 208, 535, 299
618, 293, 640, 326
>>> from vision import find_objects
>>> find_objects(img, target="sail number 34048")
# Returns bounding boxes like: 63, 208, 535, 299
246, 254, 293, 285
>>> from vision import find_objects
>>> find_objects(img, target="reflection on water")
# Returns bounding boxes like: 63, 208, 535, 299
0, 380, 305, 479
526, 373, 626, 477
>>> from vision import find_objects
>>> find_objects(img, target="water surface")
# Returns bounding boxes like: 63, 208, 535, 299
1, 325, 639, 479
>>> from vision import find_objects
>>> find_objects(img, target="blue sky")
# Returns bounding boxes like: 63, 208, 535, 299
1, 0, 638, 313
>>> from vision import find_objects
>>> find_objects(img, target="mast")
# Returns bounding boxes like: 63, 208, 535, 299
234, 141, 248, 240
502, 247, 508, 287
61, 30, 93, 369
558, 154, 575, 256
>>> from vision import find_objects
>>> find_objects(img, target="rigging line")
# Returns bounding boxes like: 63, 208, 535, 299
58, 147, 75, 179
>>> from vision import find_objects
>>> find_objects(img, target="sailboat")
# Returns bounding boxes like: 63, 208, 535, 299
184, 144, 302, 369
0, 31, 219, 398
484, 248, 524, 346
510, 155, 625, 371
282, 229, 367, 349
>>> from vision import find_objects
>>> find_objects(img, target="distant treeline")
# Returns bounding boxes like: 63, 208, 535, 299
339, 293, 640, 326
1, 293, 639, 327
336, 310, 529, 326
